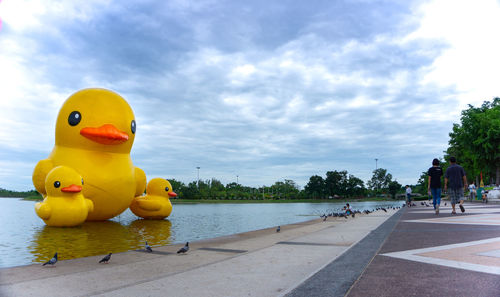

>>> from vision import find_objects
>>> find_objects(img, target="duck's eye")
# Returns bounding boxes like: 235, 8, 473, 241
131, 120, 136, 134
54, 181, 61, 188
68, 111, 82, 126
165, 187, 169, 192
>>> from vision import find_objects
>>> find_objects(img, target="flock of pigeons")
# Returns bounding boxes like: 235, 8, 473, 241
317, 205, 403, 220
419, 201, 447, 207
43, 204, 402, 267
42, 241, 190, 267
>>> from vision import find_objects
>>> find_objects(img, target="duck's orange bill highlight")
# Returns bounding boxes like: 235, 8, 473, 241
80, 124, 129, 145
168, 192, 177, 197
61, 184, 82, 193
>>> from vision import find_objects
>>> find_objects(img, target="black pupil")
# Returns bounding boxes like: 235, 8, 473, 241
81, 179, 84, 185
54, 181, 61, 188
131, 120, 136, 134
68, 111, 81, 126
165, 187, 169, 192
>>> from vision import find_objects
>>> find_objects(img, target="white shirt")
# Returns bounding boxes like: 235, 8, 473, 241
406, 187, 412, 194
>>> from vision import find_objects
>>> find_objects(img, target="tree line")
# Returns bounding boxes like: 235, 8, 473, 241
167, 168, 402, 200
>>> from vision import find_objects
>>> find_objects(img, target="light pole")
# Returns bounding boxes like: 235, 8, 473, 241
375, 158, 378, 170
236, 175, 239, 184
196, 166, 200, 188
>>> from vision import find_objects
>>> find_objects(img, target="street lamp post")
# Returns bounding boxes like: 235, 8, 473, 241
237, 175, 239, 184
196, 166, 200, 188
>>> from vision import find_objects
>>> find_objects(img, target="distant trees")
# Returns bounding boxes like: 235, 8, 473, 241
447, 98, 500, 185
304, 170, 367, 198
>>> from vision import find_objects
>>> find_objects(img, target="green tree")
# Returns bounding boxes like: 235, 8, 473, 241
388, 180, 402, 199
346, 175, 366, 197
325, 170, 349, 197
367, 168, 393, 194
447, 98, 500, 185
304, 175, 325, 198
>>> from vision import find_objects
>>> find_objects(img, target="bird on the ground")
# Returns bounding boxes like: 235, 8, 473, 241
276, 226, 280, 233
145, 241, 153, 252
99, 253, 112, 263
43, 252, 58, 266
381, 207, 387, 212
177, 242, 189, 254
323, 216, 327, 221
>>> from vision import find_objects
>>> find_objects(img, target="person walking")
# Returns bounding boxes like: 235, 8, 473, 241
405, 185, 412, 206
444, 157, 468, 214
427, 158, 443, 214
468, 182, 476, 201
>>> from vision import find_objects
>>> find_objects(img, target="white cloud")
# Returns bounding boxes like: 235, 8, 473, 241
408, 0, 500, 107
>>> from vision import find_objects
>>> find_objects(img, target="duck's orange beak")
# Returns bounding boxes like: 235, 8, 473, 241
80, 124, 128, 145
61, 184, 82, 193
168, 192, 177, 198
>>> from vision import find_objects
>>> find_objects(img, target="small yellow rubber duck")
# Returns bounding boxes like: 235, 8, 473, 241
130, 178, 177, 219
32, 89, 147, 221
35, 166, 94, 227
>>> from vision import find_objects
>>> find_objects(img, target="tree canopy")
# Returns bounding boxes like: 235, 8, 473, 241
447, 98, 500, 185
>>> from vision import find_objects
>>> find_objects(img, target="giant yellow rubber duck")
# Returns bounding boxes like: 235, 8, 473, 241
35, 166, 94, 227
130, 178, 177, 219
32, 88, 147, 221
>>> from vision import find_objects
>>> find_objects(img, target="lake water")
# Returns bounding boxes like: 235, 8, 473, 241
0, 198, 403, 268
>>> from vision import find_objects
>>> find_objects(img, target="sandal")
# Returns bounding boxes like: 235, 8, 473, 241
459, 204, 465, 213
451, 211, 456, 215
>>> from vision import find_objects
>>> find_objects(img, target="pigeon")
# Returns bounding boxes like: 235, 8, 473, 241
145, 241, 153, 252
381, 207, 387, 212
323, 216, 327, 221
276, 226, 280, 233
43, 252, 58, 266
99, 253, 112, 263
177, 242, 189, 254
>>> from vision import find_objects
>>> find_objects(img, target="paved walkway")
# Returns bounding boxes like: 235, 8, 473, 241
0, 209, 397, 297
345, 203, 500, 297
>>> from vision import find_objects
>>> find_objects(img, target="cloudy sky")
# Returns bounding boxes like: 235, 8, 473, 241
1, 0, 500, 191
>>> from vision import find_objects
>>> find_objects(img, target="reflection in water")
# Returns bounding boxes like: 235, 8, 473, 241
128, 219, 172, 247
29, 219, 171, 263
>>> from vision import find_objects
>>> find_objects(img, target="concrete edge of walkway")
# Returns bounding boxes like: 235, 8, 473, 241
284, 208, 404, 297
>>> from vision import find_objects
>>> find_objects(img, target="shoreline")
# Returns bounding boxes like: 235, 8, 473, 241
9, 196, 402, 203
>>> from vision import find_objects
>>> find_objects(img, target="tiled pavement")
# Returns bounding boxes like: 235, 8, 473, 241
346, 203, 500, 297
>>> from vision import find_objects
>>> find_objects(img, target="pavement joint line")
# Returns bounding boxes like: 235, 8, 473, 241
198, 247, 248, 253
133, 250, 174, 255
277, 241, 352, 247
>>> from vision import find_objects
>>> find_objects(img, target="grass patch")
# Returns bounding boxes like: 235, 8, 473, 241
22, 195, 43, 201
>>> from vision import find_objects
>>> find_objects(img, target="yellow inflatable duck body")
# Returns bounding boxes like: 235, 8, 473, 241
32, 89, 147, 221
130, 178, 177, 219
35, 166, 94, 227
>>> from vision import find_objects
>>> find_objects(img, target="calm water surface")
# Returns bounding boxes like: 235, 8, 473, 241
0, 198, 403, 268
